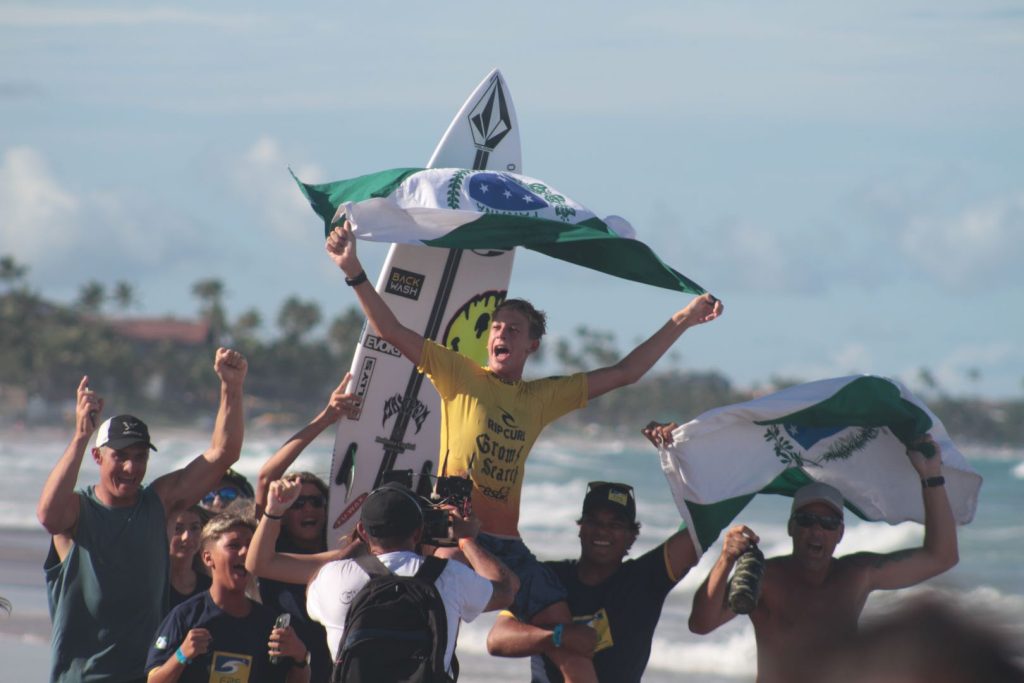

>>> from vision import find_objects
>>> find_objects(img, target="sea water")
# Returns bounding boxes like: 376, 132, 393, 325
1, 427, 1021, 682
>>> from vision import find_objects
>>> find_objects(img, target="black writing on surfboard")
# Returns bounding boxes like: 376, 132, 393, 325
372, 72, 515, 491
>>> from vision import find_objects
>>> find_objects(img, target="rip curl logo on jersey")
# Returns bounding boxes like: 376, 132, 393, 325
211, 651, 253, 682
468, 172, 550, 213
382, 393, 430, 434
384, 267, 424, 300
442, 289, 506, 366
154, 636, 168, 650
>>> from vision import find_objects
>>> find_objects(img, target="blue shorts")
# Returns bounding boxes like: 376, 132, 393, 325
476, 533, 567, 621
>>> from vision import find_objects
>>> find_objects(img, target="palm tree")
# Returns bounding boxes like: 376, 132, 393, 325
112, 281, 136, 311
277, 297, 322, 342
75, 281, 105, 313
0, 255, 28, 290
191, 278, 226, 344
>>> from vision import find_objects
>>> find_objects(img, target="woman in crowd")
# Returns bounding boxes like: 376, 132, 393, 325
167, 506, 211, 609
254, 373, 356, 683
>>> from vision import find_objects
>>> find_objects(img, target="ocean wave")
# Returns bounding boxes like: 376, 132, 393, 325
1014, 461, 1024, 479
648, 627, 756, 677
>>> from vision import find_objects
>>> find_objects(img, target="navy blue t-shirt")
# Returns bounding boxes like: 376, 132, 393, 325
532, 543, 677, 683
145, 591, 292, 683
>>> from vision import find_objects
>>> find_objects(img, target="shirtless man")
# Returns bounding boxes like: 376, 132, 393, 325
38, 348, 247, 683
326, 222, 722, 682
686, 433, 959, 683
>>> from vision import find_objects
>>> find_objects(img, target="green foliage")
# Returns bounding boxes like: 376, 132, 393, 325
1, 263, 1021, 445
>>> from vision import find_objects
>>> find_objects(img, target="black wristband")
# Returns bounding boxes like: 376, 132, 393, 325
263, 512, 285, 520
345, 271, 368, 287
922, 476, 945, 488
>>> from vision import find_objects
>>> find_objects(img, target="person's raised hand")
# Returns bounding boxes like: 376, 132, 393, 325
642, 421, 678, 448
677, 292, 723, 328
214, 348, 248, 388
266, 477, 302, 517
325, 221, 362, 278
76, 376, 104, 437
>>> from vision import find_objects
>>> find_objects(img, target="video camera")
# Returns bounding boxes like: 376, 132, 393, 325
380, 470, 473, 546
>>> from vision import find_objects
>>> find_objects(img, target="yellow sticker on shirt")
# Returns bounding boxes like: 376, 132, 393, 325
574, 608, 613, 653
209, 651, 253, 683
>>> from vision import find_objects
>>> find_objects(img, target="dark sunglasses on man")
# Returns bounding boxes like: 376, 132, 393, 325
791, 510, 843, 531
201, 486, 241, 507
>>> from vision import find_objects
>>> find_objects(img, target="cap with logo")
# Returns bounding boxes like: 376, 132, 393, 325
791, 481, 844, 517
582, 481, 636, 524
360, 481, 424, 538
95, 415, 157, 451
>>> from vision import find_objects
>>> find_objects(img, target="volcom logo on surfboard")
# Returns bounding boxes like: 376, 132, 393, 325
385, 267, 425, 300
468, 73, 513, 170
382, 393, 430, 434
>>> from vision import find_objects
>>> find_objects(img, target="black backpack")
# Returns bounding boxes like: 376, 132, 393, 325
332, 553, 456, 683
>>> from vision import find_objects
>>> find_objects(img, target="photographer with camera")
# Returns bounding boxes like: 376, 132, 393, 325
685, 433, 958, 683
246, 477, 518, 681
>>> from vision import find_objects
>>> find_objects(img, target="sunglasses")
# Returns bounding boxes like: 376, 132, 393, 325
792, 511, 843, 531
202, 486, 241, 506
291, 494, 327, 511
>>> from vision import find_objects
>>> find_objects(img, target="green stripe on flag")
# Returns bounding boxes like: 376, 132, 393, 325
686, 467, 873, 550
426, 215, 705, 294
755, 376, 932, 446
292, 167, 421, 236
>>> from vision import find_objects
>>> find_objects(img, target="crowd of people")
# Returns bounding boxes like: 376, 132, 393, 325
35, 228, 1019, 683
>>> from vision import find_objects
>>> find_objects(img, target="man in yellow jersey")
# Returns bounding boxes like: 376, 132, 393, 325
327, 223, 721, 682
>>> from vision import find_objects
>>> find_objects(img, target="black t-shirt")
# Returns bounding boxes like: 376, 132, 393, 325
169, 571, 212, 610
532, 543, 677, 683
145, 591, 291, 683
260, 535, 332, 683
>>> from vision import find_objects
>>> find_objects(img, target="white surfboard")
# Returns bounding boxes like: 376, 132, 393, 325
326, 69, 522, 541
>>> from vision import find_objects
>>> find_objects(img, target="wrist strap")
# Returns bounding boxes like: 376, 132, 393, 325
263, 512, 285, 520
922, 476, 945, 488
175, 648, 191, 665
345, 271, 368, 287
552, 623, 564, 648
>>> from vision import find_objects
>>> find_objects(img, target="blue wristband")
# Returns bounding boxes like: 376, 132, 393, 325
175, 648, 191, 665
552, 623, 564, 648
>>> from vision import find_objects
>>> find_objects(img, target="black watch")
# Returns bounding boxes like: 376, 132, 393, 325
291, 651, 311, 669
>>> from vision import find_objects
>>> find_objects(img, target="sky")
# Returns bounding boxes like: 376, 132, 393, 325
2, 1, 1022, 399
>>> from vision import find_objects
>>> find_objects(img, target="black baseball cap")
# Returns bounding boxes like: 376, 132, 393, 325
95, 415, 157, 451
360, 482, 424, 538
582, 481, 636, 524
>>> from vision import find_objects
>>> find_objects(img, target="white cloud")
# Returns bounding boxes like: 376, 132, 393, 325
0, 147, 82, 262
901, 192, 1024, 288
232, 136, 324, 238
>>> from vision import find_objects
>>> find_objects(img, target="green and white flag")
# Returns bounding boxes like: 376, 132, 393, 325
658, 375, 982, 555
293, 167, 705, 294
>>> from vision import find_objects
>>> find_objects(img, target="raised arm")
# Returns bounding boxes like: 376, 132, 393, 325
37, 376, 103, 537
255, 373, 356, 513
586, 294, 723, 400
861, 434, 959, 590
664, 527, 700, 583
689, 524, 759, 634
246, 478, 340, 585
152, 348, 247, 514
449, 511, 519, 611
325, 222, 424, 364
